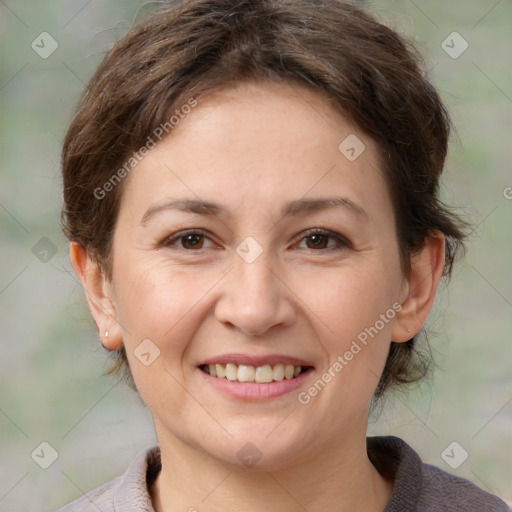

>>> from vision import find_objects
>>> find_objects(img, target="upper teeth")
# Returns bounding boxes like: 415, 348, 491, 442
206, 363, 303, 383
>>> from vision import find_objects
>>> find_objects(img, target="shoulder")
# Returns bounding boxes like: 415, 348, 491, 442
56, 478, 118, 512
56, 446, 161, 512
419, 462, 510, 512
367, 436, 510, 512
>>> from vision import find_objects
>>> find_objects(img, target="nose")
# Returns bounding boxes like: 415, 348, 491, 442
214, 250, 296, 336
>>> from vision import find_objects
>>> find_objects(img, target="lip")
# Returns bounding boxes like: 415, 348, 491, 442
197, 365, 315, 401
199, 353, 314, 367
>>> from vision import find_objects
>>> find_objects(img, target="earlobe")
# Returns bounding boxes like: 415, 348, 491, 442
391, 231, 445, 343
69, 242, 123, 350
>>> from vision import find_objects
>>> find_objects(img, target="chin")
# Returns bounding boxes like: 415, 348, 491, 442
200, 426, 313, 471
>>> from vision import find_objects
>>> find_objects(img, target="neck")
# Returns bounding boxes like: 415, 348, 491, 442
150, 426, 392, 512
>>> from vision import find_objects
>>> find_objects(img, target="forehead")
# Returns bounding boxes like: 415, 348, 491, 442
120, 80, 390, 222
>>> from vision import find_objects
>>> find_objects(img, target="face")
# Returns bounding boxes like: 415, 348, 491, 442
104, 81, 409, 469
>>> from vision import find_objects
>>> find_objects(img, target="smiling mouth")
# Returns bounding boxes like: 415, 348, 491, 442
199, 363, 313, 383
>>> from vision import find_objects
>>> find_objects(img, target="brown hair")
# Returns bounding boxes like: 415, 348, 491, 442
61, 0, 469, 397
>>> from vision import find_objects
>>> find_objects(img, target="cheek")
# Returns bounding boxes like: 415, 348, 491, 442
112, 262, 208, 409
113, 257, 225, 355
294, 265, 398, 387
302, 262, 397, 334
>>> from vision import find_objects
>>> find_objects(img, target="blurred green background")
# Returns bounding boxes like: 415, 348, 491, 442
0, 0, 511, 510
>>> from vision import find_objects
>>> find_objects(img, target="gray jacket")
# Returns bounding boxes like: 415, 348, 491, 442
57, 436, 510, 511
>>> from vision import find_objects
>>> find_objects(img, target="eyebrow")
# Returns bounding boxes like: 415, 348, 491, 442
140, 196, 368, 225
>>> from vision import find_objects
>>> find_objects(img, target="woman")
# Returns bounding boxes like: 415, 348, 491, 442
57, 0, 509, 510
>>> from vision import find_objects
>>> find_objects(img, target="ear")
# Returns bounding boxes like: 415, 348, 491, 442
391, 230, 445, 343
69, 241, 123, 350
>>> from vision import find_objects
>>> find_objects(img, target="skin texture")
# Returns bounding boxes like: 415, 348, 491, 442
71, 81, 445, 512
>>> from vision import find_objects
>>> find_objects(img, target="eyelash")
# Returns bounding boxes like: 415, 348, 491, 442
160, 228, 351, 252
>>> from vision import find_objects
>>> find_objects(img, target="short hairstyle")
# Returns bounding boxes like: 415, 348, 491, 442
61, 0, 469, 398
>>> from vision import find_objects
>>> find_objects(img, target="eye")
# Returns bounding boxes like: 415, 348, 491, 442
161, 228, 349, 252
296, 228, 350, 251
161, 230, 216, 250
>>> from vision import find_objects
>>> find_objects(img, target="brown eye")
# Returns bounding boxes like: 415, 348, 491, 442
180, 233, 204, 249
296, 229, 350, 252
305, 234, 329, 249
162, 230, 215, 250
